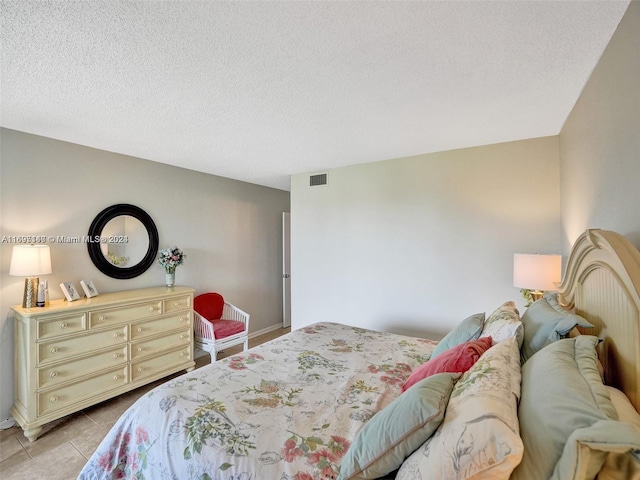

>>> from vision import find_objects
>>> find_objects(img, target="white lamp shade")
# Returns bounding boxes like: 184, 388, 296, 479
9, 245, 52, 276
513, 253, 561, 291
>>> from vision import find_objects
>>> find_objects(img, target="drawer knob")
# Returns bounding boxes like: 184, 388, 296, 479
50, 371, 59, 378
50, 395, 59, 403
113, 375, 120, 381
113, 353, 121, 359
149, 306, 159, 312
180, 352, 186, 357
137, 346, 144, 352
113, 332, 122, 339
179, 317, 186, 322
180, 334, 186, 340
138, 367, 144, 372
50, 347, 59, 354
137, 327, 144, 333
59, 322, 68, 329
99, 315, 106, 321
174, 301, 179, 307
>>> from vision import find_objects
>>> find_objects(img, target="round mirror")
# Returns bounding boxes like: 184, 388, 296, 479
87, 204, 159, 279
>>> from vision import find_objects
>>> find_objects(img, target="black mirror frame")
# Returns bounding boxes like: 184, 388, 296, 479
87, 204, 159, 279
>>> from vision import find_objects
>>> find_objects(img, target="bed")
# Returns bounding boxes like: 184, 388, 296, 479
77, 229, 640, 480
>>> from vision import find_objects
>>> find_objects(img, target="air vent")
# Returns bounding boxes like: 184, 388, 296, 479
309, 173, 328, 187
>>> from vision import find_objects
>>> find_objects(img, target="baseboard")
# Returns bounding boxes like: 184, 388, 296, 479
249, 323, 286, 339
0, 417, 16, 430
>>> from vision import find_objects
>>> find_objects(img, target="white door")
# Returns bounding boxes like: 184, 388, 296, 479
282, 212, 291, 328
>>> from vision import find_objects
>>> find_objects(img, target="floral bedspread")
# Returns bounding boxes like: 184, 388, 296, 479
78, 322, 436, 480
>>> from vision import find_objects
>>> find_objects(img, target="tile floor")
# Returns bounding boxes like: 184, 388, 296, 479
0, 327, 290, 480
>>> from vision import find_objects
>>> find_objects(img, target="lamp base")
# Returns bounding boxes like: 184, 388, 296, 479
520, 289, 544, 307
22, 277, 39, 308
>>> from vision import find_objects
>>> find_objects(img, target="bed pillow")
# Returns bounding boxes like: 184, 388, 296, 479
598, 386, 640, 480
401, 336, 492, 392
511, 336, 626, 480
396, 336, 524, 480
338, 372, 460, 480
553, 420, 640, 480
480, 301, 523, 347
430, 312, 485, 359
520, 293, 594, 364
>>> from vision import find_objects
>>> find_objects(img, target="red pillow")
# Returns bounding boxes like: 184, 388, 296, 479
401, 336, 492, 392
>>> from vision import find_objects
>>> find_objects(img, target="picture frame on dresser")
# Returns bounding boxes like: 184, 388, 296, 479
59, 281, 81, 302
80, 279, 99, 298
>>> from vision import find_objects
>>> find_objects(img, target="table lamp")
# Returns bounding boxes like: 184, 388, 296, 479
513, 253, 561, 306
9, 245, 52, 308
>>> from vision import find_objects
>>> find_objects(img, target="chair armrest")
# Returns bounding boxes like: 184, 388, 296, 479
222, 302, 250, 330
193, 311, 216, 339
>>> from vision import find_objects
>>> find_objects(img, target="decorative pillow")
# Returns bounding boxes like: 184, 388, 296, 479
430, 312, 485, 359
401, 336, 492, 392
338, 372, 460, 480
598, 386, 640, 480
511, 336, 622, 480
396, 337, 523, 480
520, 293, 594, 364
480, 301, 523, 347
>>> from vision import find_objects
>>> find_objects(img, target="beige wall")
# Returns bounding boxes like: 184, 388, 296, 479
559, 0, 640, 251
289, 0, 640, 340
291, 137, 561, 337
0, 128, 290, 422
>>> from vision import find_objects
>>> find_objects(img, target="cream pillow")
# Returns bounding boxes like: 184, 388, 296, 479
480, 301, 523, 347
598, 386, 640, 480
396, 337, 523, 480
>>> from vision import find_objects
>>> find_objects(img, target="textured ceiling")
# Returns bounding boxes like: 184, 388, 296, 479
1, 1, 630, 191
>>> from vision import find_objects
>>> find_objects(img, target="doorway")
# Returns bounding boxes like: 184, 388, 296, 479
282, 212, 291, 328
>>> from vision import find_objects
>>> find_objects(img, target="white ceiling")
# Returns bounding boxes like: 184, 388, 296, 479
1, 1, 630, 191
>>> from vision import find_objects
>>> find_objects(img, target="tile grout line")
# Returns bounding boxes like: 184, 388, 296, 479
15, 435, 34, 460
69, 439, 90, 461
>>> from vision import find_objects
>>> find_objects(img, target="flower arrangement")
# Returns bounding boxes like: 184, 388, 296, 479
158, 246, 186, 273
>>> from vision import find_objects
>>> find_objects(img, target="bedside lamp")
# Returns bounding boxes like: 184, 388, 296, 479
9, 245, 52, 308
513, 253, 561, 306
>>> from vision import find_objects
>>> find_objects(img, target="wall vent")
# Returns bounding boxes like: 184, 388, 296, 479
309, 172, 328, 187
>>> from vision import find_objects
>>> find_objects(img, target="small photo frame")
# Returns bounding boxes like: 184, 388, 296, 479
80, 280, 99, 298
59, 282, 81, 302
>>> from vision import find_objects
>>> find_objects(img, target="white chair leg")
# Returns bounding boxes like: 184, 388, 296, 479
243, 339, 249, 352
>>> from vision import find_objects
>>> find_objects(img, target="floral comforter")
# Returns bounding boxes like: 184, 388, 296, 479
78, 322, 437, 480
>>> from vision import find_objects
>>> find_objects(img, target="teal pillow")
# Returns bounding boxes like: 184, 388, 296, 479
512, 336, 619, 480
520, 294, 594, 364
431, 313, 485, 359
338, 372, 460, 480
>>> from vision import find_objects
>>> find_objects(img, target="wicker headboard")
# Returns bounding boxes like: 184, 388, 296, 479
557, 229, 640, 412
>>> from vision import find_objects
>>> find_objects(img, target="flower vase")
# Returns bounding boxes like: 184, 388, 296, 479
165, 271, 175, 287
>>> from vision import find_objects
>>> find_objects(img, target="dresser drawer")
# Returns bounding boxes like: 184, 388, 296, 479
89, 301, 163, 328
38, 326, 127, 364
163, 295, 191, 314
38, 366, 128, 416
130, 313, 192, 341
131, 345, 191, 382
37, 313, 87, 340
131, 329, 191, 361
38, 345, 128, 389
12, 286, 194, 442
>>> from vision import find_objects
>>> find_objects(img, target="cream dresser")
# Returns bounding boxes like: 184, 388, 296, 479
11, 286, 195, 442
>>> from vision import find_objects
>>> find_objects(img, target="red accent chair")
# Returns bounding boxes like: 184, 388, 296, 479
193, 292, 250, 361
